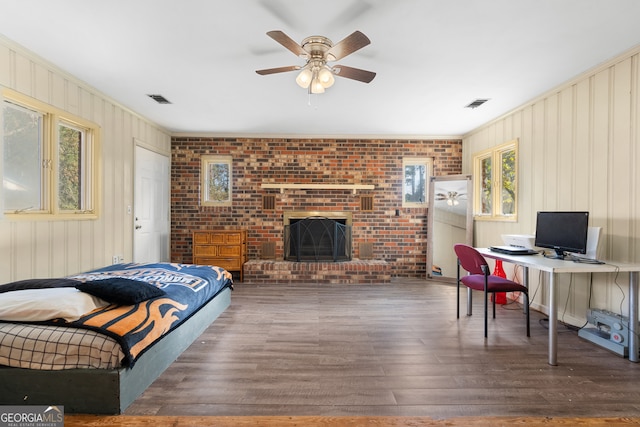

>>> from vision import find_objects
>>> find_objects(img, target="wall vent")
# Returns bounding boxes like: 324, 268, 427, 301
360, 195, 374, 211
261, 241, 276, 259
262, 194, 276, 210
147, 94, 172, 104
359, 242, 374, 259
465, 98, 489, 109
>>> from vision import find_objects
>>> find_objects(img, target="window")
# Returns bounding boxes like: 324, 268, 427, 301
473, 139, 518, 221
402, 157, 433, 207
2, 90, 100, 219
58, 121, 94, 212
201, 155, 232, 206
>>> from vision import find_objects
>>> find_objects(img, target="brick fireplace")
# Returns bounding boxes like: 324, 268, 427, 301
244, 210, 391, 284
170, 136, 463, 282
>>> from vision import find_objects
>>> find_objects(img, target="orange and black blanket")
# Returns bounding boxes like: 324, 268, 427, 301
63, 262, 233, 367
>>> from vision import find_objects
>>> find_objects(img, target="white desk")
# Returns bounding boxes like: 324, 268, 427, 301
477, 248, 640, 366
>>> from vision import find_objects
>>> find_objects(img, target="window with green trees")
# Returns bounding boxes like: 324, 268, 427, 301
58, 122, 87, 211
402, 157, 433, 207
2, 90, 99, 218
473, 139, 518, 221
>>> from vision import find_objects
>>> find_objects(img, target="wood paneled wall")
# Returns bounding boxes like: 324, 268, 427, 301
0, 36, 171, 283
463, 46, 640, 323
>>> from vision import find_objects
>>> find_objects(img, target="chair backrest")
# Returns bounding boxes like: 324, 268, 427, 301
454, 244, 488, 275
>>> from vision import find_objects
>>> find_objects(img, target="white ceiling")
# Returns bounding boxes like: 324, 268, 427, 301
1, 0, 640, 137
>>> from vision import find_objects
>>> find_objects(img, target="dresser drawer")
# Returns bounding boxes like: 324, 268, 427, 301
192, 229, 247, 281
208, 233, 242, 244
194, 231, 243, 244
209, 233, 226, 244
218, 245, 241, 257
214, 258, 243, 270
193, 245, 218, 256
224, 233, 243, 244
193, 232, 211, 244
194, 257, 242, 271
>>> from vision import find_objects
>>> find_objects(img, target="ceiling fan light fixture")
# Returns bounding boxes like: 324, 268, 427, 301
256, 30, 375, 95
310, 78, 325, 94
317, 67, 335, 88
296, 68, 313, 88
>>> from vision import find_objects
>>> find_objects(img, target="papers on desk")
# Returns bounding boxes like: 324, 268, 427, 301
489, 246, 539, 256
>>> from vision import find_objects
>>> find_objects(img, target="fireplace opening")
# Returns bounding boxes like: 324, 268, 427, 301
284, 216, 352, 262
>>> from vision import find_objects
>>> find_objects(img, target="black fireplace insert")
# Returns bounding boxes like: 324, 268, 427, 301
284, 216, 352, 262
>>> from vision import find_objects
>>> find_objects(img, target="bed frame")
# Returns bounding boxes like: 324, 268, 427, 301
0, 286, 231, 414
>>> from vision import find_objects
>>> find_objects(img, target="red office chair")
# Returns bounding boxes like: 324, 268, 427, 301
454, 244, 530, 338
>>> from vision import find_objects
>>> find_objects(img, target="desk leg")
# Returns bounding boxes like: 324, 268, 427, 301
629, 271, 639, 363
522, 266, 529, 314
549, 272, 558, 366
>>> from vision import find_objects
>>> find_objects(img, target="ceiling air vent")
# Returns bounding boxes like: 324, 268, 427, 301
147, 94, 172, 104
465, 98, 489, 109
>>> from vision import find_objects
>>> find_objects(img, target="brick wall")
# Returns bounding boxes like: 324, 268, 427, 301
171, 137, 462, 278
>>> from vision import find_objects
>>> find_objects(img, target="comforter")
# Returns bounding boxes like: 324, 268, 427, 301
0, 262, 233, 369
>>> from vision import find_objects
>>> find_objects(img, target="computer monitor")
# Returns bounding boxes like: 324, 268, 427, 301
534, 211, 589, 259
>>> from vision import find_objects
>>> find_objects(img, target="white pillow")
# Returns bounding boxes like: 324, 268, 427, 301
0, 287, 108, 322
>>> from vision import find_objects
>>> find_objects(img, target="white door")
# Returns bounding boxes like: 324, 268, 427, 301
134, 145, 170, 263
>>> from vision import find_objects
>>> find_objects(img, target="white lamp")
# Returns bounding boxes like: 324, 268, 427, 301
310, 77, 325, 94
296, 68, 313, 88
317, 67, 335, 88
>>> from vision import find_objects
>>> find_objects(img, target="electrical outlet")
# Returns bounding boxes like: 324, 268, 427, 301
112, 255, 120, 265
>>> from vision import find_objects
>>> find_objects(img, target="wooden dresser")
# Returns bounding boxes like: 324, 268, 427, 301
192, 229, 247, 281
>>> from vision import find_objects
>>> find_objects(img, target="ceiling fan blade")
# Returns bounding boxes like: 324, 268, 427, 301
266, 30, 307, 58
326, 31, 370, 61
256, 65, 300, 75
332, 65, 376, 83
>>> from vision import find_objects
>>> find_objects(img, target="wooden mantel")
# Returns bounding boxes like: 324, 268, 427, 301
260, 183, 375, 194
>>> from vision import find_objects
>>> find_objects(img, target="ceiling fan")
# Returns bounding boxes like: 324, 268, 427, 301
255, 30, 376, 94
435, 191, 466, 206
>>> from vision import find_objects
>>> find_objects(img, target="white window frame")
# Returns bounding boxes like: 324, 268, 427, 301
402, 157, 433, 208
201, 155, 232, 207
1, 89, 100, 220
473, 139, 518, 221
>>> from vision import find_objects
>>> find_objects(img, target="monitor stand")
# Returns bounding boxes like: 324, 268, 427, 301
545, 248, 566, 259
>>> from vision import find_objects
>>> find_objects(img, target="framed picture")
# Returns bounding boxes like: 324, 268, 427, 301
201, 155, 232, 206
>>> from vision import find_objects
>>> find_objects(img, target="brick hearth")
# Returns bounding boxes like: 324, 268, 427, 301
243, 259, 391, 284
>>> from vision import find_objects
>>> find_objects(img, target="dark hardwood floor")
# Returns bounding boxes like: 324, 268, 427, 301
125, 278, 640, 418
